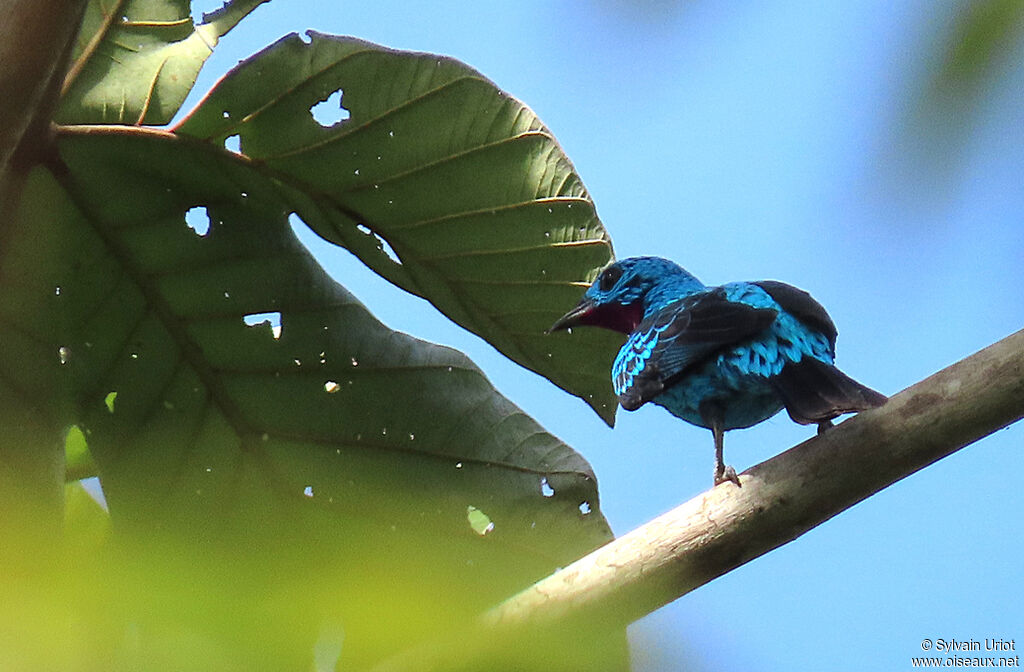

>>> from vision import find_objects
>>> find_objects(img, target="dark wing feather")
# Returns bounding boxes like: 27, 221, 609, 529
614, 288, 777, 411
753, 280, 838, 349
771, 356, 887, 424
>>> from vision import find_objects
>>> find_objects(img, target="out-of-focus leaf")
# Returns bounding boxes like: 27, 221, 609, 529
175, 32, 623, 425
882, 0, 1024, 211
49, 126, 613, 666
57, 0, 270, 125
934, 0, 1024, 92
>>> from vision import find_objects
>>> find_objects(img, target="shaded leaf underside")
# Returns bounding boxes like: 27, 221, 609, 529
29, 128, 612, 596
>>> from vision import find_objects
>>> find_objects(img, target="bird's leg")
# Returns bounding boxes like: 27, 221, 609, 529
817, 418, 833, 435
711, 417, 740, 487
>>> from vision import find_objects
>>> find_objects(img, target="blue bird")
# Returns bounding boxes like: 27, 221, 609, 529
549, 256, 886, 486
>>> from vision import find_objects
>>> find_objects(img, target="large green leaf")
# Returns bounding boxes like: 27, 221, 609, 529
175, 32, 624, 425
53, 124, 611, 547
57, 0, 269, 125
43, 126, 613, 665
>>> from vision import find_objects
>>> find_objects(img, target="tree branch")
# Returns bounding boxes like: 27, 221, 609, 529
0, 0, 86, 177
371, 327, 1024, 671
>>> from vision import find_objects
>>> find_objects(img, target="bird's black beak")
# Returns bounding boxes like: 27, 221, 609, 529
547, 297, 597, 334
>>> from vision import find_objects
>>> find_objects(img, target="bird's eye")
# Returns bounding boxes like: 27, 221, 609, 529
598, 266, 622, 292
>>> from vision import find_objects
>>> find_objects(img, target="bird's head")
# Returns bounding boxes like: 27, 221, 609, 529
548, 256, 703, 334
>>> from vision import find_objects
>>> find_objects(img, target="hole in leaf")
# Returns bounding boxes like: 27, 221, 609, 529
356, 223, 401, 265
310, 89, 350, 127
466, 506, 494, 536
243, 311, 282, 339
224, 134, 241, 153
185, 206, 211, 236
324, 381, 340, 394
82, 477, 108, 511
288, 212, 312, 240
58, 346, 70, 365
65, 425, 86, 448
303, 485, 314, 498
579, 501, 592, 515
540, 477, 555, 498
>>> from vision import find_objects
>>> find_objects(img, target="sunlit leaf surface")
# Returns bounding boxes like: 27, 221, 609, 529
176, 32, 623, 424
57, 0, 269, 125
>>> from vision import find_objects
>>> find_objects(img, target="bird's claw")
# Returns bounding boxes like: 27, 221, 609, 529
714, 464, 740, 487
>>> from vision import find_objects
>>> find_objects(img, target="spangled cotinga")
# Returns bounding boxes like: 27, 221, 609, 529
550, 256, 886, 486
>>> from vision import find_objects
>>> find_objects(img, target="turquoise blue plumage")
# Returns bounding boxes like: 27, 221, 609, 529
550, 256, 886, 486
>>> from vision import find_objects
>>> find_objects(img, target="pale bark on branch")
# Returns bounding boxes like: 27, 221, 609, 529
373, 327, 1024, 671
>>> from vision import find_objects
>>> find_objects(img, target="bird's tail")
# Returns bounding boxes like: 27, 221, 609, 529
772, 356, 887, 425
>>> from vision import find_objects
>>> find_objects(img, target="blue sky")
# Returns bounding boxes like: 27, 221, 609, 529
184, 1, 1024, 669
